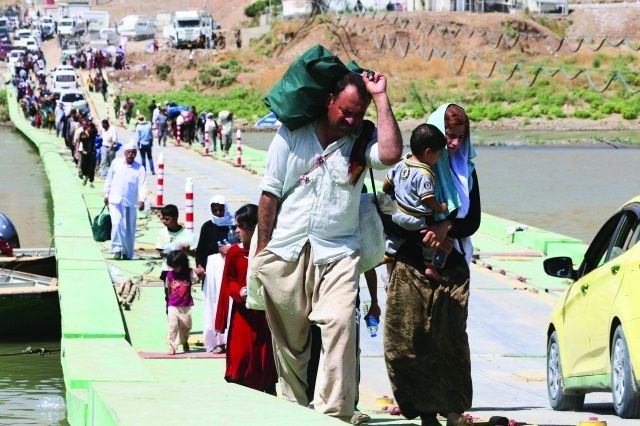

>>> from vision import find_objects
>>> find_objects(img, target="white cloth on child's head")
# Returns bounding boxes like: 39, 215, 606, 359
208, 195, 234, 227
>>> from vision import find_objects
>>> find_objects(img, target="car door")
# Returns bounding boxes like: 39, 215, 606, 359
586, 206, 640, 374
562, 211, 625, 376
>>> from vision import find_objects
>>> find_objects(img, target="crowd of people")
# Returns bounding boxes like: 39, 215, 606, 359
13, 33, 480, 424
111, 96, 235, 156
99, 68, 480, 426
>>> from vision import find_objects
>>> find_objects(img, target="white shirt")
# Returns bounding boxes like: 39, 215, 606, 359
101, 127, 117, 148
259, 122, 385, 265
152, 107, 160, 124
204, 118, 217, 132
104, 159, 147, 207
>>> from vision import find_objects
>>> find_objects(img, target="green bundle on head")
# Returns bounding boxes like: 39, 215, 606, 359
264, 45, 368, 130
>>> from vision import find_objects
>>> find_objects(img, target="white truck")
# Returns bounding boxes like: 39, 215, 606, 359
57, 17, 87, 36
163, 10, 219, 49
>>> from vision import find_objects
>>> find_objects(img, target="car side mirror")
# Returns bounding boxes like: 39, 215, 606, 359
543, 256, 576, 280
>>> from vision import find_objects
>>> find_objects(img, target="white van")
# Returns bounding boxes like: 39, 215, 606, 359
52, 69, 78, 91
57, 18, 86, 36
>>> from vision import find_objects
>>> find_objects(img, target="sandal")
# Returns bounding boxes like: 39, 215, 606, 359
212, 345, 226, 354
350, 412, 371, 425
447, 413, 473, 426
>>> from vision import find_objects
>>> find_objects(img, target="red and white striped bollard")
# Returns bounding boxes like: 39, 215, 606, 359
185, 177, 194, 233
235, 129, 243, 167
118, 109, 124, 126
176, 123, 182, 145
155, 153, 164, 208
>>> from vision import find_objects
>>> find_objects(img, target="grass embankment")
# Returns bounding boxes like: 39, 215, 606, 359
121, 20, 640, 126
0, 89, 9, 122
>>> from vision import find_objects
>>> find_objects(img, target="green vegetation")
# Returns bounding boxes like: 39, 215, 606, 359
244, 0, 281, 18
0, 89, 8, 122
155, 64, 171, 81
197, 60, 245, 88
128, 31, 639, 125
124, 87, 268, 122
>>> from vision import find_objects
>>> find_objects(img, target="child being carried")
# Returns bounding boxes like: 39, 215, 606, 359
383, 123, 448, 280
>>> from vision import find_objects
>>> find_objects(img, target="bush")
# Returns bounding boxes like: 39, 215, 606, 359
216, 74, 238, 88
123, 87, 268, 122
621, 105, 638, 120
245, 0, 268, 18
573, 109, 592, 119
155, 64, 171, 81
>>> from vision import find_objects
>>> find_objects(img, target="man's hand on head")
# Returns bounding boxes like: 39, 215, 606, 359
361, 71, 387, 98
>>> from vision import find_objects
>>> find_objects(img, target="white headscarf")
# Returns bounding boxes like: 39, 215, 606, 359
123, 141, 137, 151
209, 195, 234, 227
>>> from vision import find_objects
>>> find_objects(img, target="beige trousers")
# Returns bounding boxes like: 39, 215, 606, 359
254, 243, 359, 418
167, 306, 192, 351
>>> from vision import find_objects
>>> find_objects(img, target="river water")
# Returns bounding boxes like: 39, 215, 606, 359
1, 126, 638, 424
0, 128, 67, 425
241, 130, 640, 244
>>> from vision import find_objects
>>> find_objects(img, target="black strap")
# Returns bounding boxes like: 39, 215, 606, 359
89, 205, 107, 226
369, 167, 381, 212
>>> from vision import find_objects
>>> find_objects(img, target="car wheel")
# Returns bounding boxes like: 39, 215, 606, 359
547, 331, 585, 411
611, 326, 640, 418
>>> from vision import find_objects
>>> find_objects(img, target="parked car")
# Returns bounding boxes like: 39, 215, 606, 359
60, 37, 82, 63
544, 195, 640, 418
52, 69, 78, 91
7, 47, 25, 67
23, 37, 38, 52
89, 27, 119, 49
118, 20, 155, 41
50, 64, 76, 74
12, 28, 31, 46
58, 90, 87, 114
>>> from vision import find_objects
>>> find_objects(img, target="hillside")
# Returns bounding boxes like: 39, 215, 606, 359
109, 7, 639, 130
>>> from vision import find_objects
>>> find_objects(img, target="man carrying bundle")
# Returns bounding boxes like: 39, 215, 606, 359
253, 69, 402, 420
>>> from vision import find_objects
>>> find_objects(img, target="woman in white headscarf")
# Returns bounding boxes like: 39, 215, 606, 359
384, 104, 480, 426
196, 195, 236, 353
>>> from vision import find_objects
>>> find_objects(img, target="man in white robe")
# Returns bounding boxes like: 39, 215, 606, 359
103, 142, 147, 260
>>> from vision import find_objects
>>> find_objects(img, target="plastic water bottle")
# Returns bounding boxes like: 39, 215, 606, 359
227, 227, 240, 244
432, 249, 448, 269
366, 316, 379, 337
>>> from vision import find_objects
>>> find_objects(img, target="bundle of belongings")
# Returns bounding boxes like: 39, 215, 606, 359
264, 44, 367, 130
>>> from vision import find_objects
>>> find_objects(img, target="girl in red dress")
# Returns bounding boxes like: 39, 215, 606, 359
215, 204, 277, 394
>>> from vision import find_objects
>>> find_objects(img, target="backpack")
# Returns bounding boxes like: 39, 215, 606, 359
264, 44, 365, 131
91, 206, 112, 242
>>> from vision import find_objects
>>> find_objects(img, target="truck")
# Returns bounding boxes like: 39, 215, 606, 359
57, 17, 87, 36
163, 10, 219, 49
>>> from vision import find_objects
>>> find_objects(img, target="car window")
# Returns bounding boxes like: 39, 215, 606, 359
56, 75, 76, 82
592, 209, 639, 267
61, 93, 84, 102
614, 210, 640, 254
579, 211, 625, 276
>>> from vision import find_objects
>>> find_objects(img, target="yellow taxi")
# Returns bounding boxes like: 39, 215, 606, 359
544, 195, 640, 418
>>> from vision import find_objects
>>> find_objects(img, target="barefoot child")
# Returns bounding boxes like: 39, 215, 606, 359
165, 250, 198, 355
382, 123, 448, 280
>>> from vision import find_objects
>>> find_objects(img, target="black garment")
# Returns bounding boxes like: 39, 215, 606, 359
396, 169, 481, 272
79, 132, 97, 182
195, 221, 230, 269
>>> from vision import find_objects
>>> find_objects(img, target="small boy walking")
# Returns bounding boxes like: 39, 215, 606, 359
383, 123, 448, 280
165, 250, 198, 355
